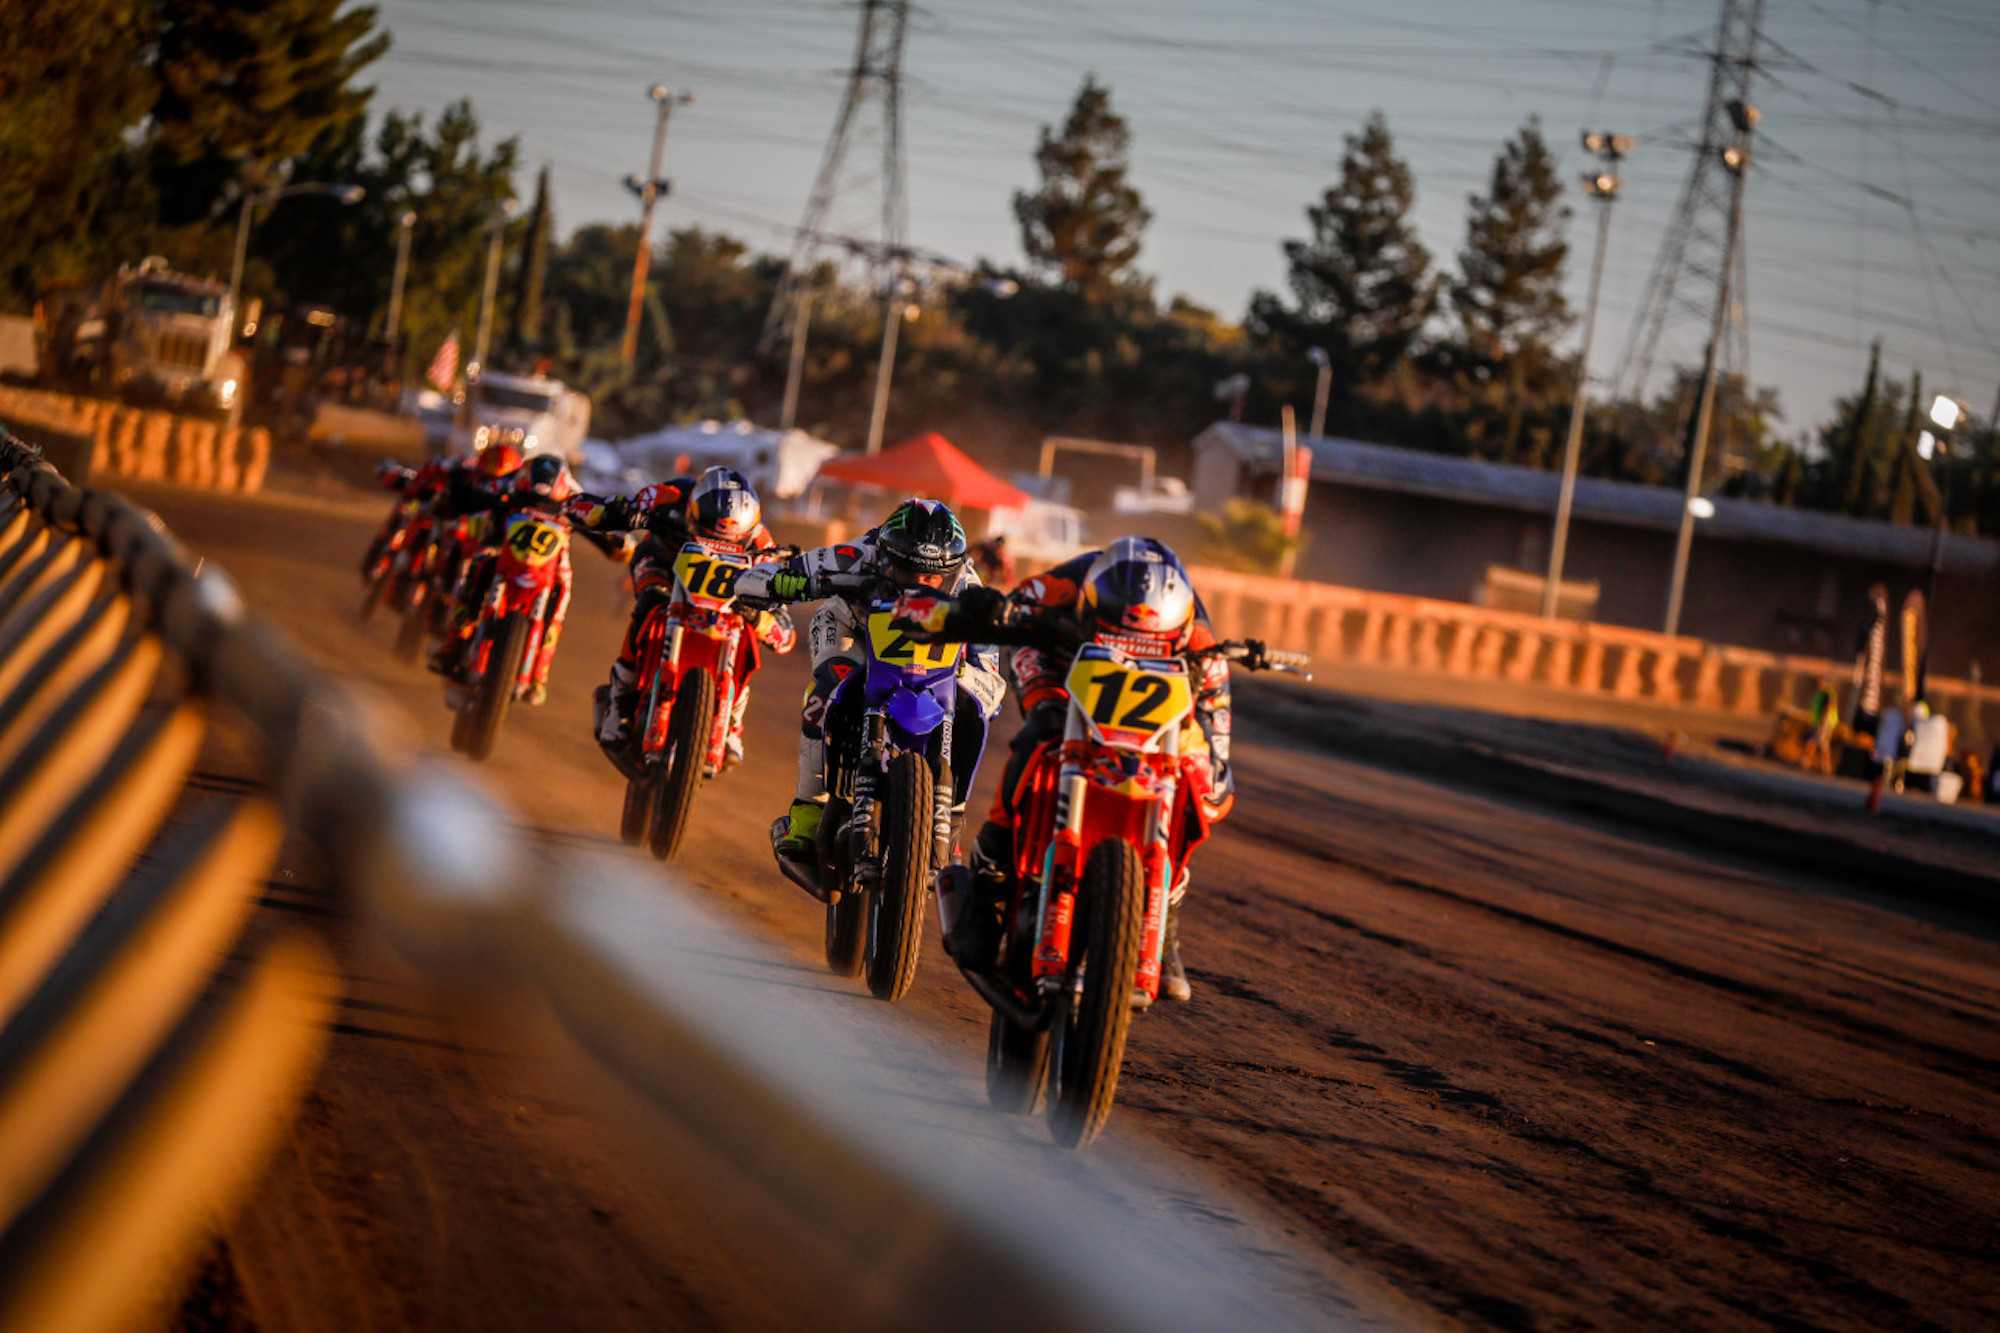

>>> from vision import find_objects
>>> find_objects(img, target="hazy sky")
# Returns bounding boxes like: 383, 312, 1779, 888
369, 0, 2000, 437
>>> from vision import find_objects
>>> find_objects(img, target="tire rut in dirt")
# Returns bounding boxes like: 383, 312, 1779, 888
863, 750, 931, 1002
1049, 838, 1145, 1148
648, 668, 713, 861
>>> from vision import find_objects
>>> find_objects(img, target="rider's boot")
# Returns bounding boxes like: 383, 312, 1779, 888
775, 798, 823, 860
1160, 868, 1193, 1003
946, 821, 1010, 970
722, 685, 751, 769
597, 660, 637, 745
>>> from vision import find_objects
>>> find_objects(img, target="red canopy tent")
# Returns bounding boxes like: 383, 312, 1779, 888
815, 432, 1031, 512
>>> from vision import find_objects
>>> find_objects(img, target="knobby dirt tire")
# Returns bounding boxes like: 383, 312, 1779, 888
1048, 838, 1145, 1149
986, 1010, 1050, 1115
648, 668, 713, 861
863, 751, 931, 1002
462, 614, 528, 763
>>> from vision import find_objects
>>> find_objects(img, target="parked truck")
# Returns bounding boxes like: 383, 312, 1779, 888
34, 257, 247, 424
451, 367, 590, 466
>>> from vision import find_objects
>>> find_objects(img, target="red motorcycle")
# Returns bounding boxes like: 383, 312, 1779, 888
905, 597, 1307, 1147
615, 539, 792, 860
446, 506, 571, 761
360, 494, 426, 622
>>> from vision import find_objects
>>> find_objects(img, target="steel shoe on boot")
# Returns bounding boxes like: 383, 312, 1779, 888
946, 823, 1010, 970
1160, 901, 1193, 1003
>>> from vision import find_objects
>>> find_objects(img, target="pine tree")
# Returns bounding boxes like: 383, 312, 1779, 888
151, 0, 387, 172
1451, 118, 1571, 364
1013, 76, 1151, 302
1250, 111, 1437, 389
0, 0, 155, 301
505, 165, 553, 357
1835, 339, 1884, 514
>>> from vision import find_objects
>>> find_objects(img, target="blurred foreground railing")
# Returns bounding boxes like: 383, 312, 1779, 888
0, 431, 1350, 1330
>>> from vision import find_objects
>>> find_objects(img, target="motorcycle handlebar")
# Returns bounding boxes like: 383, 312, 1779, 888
1207, 639, 1313, 678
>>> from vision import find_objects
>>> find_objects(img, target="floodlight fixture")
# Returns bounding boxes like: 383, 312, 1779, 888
1929, 394, 1962, 430
1687, 496, 1716, 520
1917, 430, 1937, 461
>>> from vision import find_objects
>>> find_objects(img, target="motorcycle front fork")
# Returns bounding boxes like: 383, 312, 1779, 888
1029, 770, 1176, 1002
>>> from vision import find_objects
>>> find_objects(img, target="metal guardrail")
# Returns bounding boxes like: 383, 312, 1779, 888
0, 432, 331, 1331
0, 431, 1356, 1332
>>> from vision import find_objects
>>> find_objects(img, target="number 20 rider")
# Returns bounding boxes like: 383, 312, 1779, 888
565, 466, 797, 763
730, 498, 1008, 870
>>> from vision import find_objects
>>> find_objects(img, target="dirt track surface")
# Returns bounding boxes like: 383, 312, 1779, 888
138, 480, 2000, 1331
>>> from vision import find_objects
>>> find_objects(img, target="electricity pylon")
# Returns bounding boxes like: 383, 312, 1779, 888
762, 0, 910, 402
1613, 0, 1767, 414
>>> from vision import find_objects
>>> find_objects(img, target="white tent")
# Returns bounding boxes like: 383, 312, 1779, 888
611, 419, 840, 500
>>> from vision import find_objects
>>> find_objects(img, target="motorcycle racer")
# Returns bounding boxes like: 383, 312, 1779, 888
732, 498, 1008, 874
361, 440, 525, 580
937, 536, 1233, 1003
565, 466, 797, 763
431, 454, 584, 705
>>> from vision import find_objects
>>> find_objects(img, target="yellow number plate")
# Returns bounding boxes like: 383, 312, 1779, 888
673, 546, 753, 606
505, 516, 565, 567
867, 610, 962, 670
1065, 653, 1193, 747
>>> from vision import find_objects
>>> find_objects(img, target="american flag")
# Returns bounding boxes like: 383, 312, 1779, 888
426, 328, 460, 392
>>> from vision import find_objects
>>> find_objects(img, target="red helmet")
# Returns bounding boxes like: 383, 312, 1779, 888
476, 442, 525, 478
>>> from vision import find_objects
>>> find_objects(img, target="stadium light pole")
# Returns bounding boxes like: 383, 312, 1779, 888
385, 209, 417, 348
1664, 102, 1757, 638
622, 84, 693, 371
1919, 393, 1965, 619
865, 275, 917, 456
1541, 131, 1631, 619
227, 181, 365, 337
1306, 346, 1331, 440
468, 198, 518, 382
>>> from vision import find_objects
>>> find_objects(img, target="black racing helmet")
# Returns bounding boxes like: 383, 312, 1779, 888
688, 466, 762, 544
876, 498, 967, 588
513, 454, 575, 502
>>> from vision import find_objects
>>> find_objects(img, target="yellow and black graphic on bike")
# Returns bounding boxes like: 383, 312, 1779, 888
505, 515, 566, 568
673, 544, 754, 608
1066, 647, 1192, 749
867, 610, 962, 670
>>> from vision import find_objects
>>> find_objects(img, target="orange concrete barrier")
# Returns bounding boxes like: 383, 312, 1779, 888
0, 388, 265, 494
1184, 562, 2000, 737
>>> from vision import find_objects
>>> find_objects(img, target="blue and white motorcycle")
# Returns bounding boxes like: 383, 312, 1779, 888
766, 579, 993, 1002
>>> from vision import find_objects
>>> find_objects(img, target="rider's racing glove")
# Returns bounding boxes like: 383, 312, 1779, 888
768, 566, 815, 601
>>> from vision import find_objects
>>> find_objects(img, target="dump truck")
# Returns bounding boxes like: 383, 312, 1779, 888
35, 257, 247, 423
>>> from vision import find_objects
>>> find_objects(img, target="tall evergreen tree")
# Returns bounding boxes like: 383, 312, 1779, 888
1451, 118, 1570, 363
1013, 76, 1151, 302
505, 165, 553, 358
0, 0, 156, 301
1835, 339, 1885, 514
149, 0, 388, 226
1251, 111, 1436, 388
